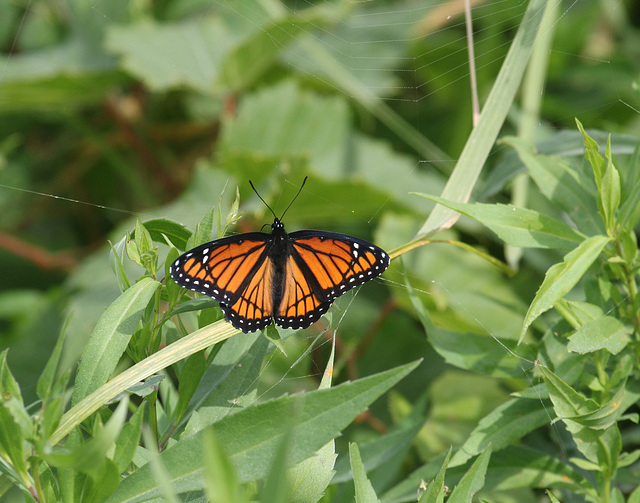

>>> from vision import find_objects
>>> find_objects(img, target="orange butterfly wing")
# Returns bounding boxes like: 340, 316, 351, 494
170, 233, 276, 331
274, 231, 389, 329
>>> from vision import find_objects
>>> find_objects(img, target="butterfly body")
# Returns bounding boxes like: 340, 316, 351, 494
170, 217, 389, 333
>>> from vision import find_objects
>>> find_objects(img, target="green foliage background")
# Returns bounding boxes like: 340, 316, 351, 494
1, 0, 640, 502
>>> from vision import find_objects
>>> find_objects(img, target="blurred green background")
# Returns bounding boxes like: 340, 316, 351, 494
0, 0, 639, 498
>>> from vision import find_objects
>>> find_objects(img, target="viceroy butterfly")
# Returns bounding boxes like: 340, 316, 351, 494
169, 178, 390, 333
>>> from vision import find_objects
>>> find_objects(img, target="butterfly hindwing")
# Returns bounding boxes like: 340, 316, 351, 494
170, 233, 275, 331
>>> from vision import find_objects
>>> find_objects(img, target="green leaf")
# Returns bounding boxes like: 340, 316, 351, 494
601, 137, 621, 232
418, 447, 451, 503
450, 398, 548, 467
109, 236, 132, 291
567, 315, 630, 355
188, 206, 216, 249
546, 489, 561, 503
173, 351, 207, 423
185, 334, 266, 434
427, 327, 525, 378
202, 428, 246, 503
333, 412, 423, 483
219, 9, 332, 92
520, 235, 610, 343
447, 446, 491, 503
287, 344, 336, 503
36, 314, 69, 401
260, 423, 293, 503
106, 17, 237, 93
113, 403, 145, 474
502, 136, 602, 236
219, 80, 349, 178
104, 360, 420, 502
350, 443, 380, 503
71, 278, 160, 405
576, 119, 605, 183
486, 446, 595, 496
541, 367, 622, 469
44, 398, 129, 479
415, 195, 585, 249
143, 218, 192, 251
0, 402, 29, 486
134, 219, 153, 255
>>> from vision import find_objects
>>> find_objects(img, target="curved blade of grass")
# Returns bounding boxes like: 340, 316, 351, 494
51, 320, 239, 446
415, 0, 551, 238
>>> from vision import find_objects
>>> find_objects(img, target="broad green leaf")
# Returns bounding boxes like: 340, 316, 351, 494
450, 398, 548, 467
416, 0, 551, 236
203, 429, 246, 503
520, 235, 610, 343
350, 443, 380, 503
106, 17, 237, 93
418, 448, 451, 503
261, 425, 293, 503
541, 367, 622, 469
562, 381, 627, 430
415, 195, 585, 249
540, 367, 598, 418
287, 342, 336, 503
142, 218, 192, 251
484, 446, 595, 497
567, 315, 630, 355
104, 360, 420, 502
72, 278, 160, 405
219, 9, 332, 92
0, 402, 29, 486
447, 447, 491, 503
427, 328, 525, 378
219, 80, 349, 178
185, 334, 266, 434
503, 136, 602, 236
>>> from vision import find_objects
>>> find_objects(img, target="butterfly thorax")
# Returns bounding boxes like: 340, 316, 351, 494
269, 218, 291, 313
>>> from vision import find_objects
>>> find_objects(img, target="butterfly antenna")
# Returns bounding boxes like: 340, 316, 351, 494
249, 180, 277, 220
279, 176, 308, 221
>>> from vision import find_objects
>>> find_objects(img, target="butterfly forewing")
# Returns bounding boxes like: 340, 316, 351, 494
169, 233, 270, 306
289, 231, 390, 302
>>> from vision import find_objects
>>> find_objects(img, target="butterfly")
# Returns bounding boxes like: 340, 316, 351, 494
169, 178, 390, 333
